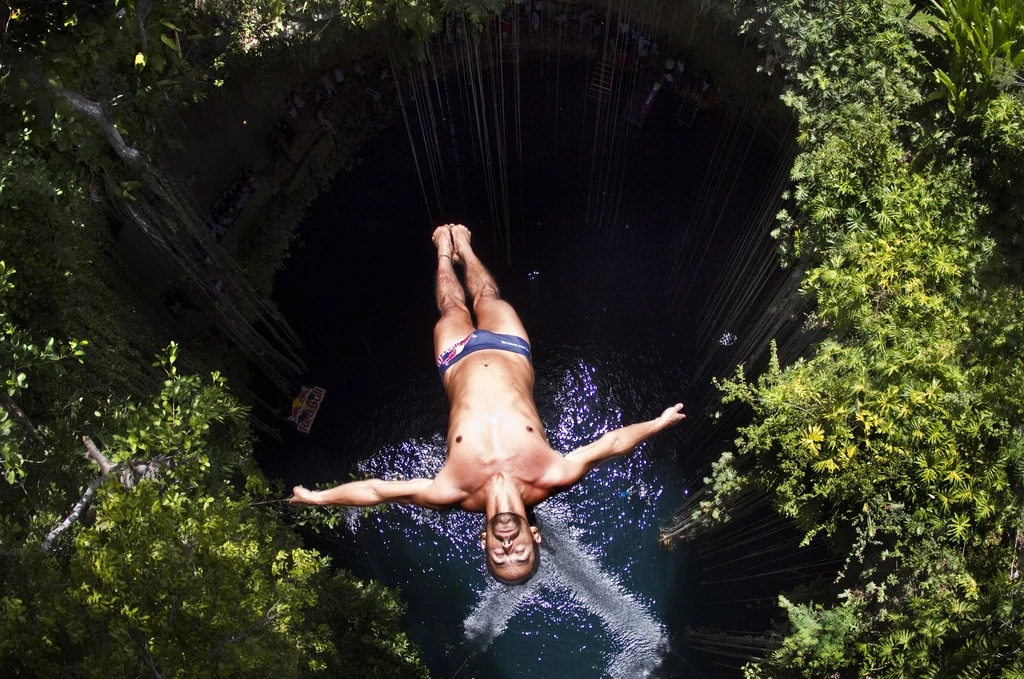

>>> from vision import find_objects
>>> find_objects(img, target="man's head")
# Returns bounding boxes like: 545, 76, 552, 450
480, 512, 542, 585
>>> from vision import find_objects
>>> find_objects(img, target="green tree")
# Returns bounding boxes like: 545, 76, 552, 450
697, 1, 1024, 676
0, 261, 425, 675
0, 348, 427, 677
920, 0, 1024, 120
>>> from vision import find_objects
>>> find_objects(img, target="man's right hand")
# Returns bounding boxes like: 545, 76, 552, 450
290, 485, 320, 505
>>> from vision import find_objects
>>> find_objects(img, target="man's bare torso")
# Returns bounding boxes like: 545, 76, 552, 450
434, 349, 567, 511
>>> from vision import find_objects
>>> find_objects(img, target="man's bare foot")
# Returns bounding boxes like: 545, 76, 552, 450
432, 225, 454, 262
450, 223, 473, 262
290, 485, 320, 505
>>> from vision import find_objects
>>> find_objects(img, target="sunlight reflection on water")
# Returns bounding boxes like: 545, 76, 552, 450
340, 355, 676, 677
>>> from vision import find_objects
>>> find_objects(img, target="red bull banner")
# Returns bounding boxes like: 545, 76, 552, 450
287, 385, 326, 434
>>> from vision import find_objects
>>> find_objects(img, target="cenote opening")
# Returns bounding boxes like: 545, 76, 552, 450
256, 8, 824, 678
10, 0, 1021, 677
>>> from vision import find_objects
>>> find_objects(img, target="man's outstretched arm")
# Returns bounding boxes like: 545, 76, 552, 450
291, 478, 448, 509
562, 404, 685, 480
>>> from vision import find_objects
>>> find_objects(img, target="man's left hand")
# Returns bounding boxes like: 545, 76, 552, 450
657, 403, 685, 429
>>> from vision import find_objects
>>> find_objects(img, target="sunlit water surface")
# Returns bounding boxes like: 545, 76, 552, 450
321, 341, 691, 678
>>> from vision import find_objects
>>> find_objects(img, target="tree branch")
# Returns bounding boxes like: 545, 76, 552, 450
38, 436, 119, 552
82, 436, 171, 488
136, 0, 150, 54
142, 647, 165, 679
40, 475, 106, 552
0, 391, 46, 446
41, 437, 174, 552
53, 88, 142, 167
82, 435, 117, 476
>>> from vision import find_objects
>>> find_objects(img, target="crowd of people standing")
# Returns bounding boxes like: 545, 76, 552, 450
512, 0, 721, 103
278, 52, 395, 154
205, 50, 398, 242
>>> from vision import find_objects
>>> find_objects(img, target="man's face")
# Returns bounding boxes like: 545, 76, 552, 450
481, 512, 541, 581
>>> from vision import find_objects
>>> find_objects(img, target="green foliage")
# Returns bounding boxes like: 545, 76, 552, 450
37, 487, 327, 676
0, 262, 86, 483
686, 450, 751, 528
0, 141, 174, 401
0, 345, 427, 676
308, 570, 428, 678
921, 0, 1024, 120
974, 92, 1024, 275
92, 343, 253, 485
716, 0, 1024, 676
770, 594, 862, 673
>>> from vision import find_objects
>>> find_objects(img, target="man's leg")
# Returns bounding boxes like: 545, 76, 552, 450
433, 225, 475, 362
450, 224, 530, 343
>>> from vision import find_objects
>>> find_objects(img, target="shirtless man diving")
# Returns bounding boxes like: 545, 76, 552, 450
291, 224, 685, 585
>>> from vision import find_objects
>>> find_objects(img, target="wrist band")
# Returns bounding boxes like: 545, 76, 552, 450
439, 254, 452, 262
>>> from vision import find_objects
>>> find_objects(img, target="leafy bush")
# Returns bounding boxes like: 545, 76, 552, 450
704, 1, 1024, 676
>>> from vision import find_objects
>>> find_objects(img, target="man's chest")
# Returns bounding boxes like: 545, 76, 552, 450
447, 437, 556, 474
443, 436, 563, 497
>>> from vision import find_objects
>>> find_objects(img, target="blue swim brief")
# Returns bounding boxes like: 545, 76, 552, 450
437, 330, 532, 379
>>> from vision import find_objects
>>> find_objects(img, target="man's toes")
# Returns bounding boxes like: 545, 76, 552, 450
451, 224, 472, 257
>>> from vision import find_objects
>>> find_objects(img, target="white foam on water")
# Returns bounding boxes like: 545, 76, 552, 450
461, 510, 667, 677
462, 561, 553, 651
